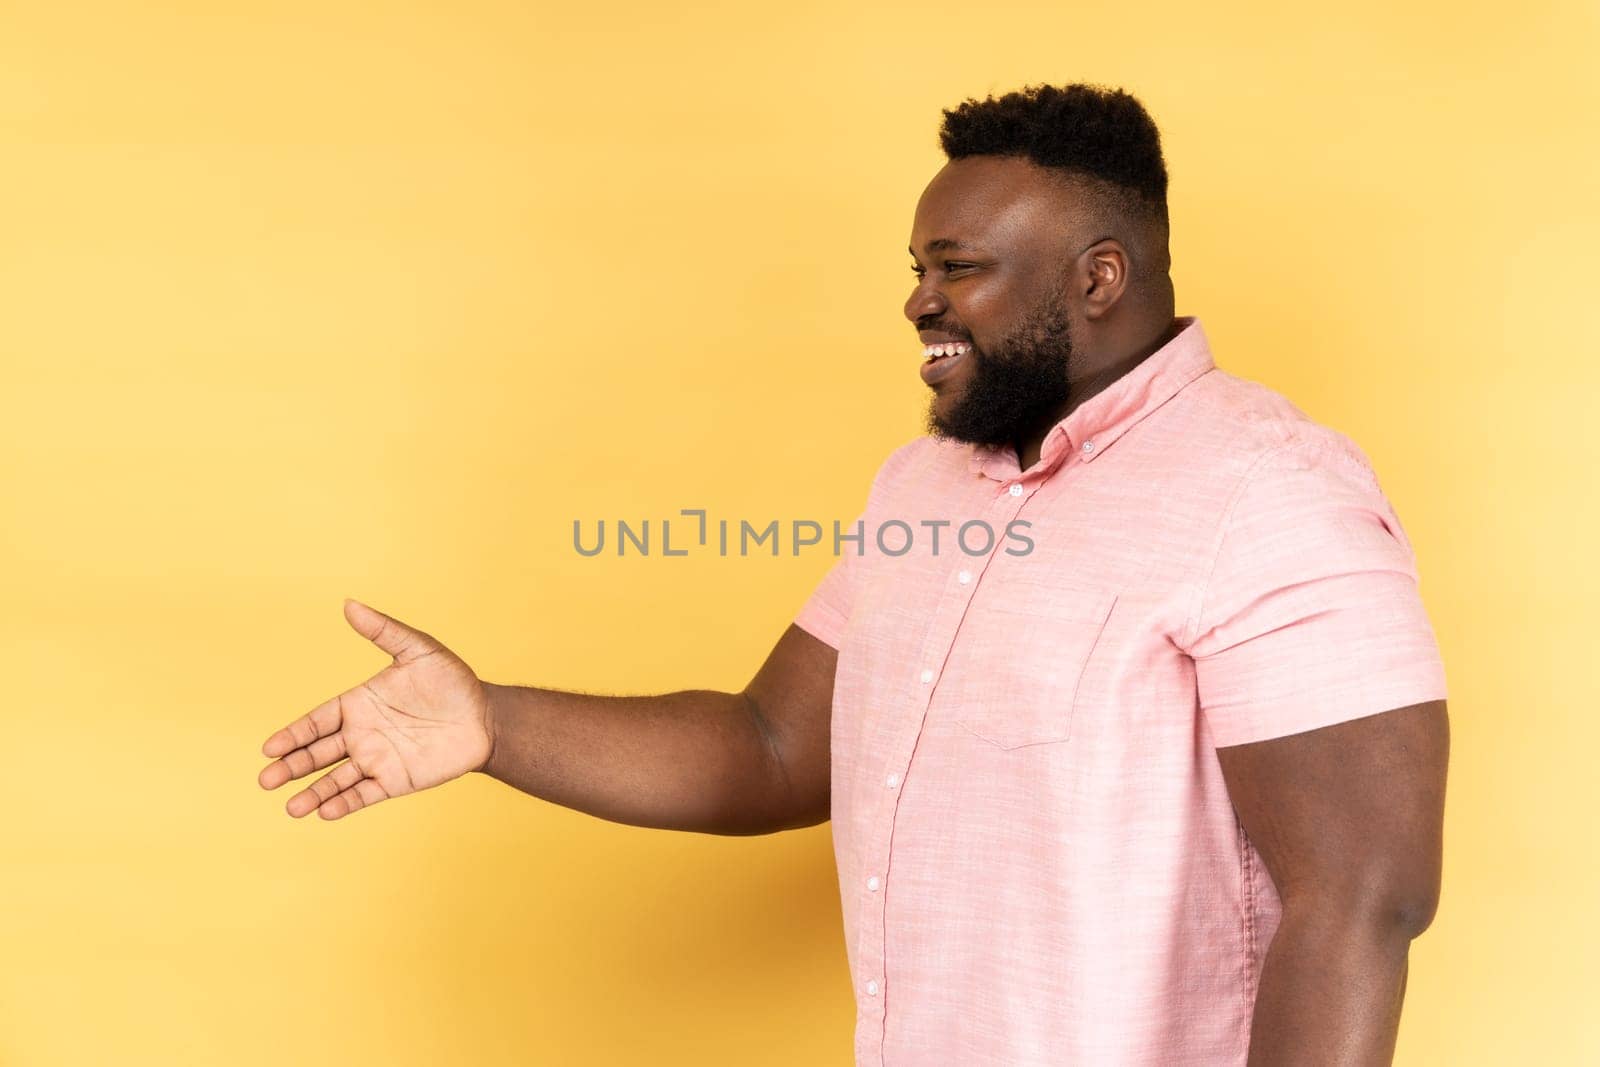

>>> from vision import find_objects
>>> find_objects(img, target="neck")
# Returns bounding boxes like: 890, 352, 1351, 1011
1012, 315, 1182, 470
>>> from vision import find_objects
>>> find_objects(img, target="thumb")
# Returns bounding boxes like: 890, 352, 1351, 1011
343, 598, 439, 662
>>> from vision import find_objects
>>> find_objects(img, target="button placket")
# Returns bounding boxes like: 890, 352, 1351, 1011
856, 484, 1037, 1047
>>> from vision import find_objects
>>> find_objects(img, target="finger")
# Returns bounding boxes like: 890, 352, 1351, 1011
258, 731, 348, 790
316, 777, 391, 821
285, 760, 362, 818
260, 693, 344, 759
342, 598, 438, 664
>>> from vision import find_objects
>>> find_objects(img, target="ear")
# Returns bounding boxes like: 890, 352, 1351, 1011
1078, 238, 1131, 321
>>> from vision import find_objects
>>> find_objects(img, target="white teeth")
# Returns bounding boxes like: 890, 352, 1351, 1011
922, 342, 969, 360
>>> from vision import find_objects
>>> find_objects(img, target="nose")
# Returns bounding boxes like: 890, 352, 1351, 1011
904, 274, 947, 324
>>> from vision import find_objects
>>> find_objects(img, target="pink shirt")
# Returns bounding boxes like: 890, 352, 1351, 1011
794, 316, 1448, 1065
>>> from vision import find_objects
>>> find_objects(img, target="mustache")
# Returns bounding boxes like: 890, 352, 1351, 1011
918, 324, 973, 343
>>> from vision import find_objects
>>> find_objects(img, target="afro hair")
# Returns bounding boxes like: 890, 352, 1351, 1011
939, 83, 1169, 230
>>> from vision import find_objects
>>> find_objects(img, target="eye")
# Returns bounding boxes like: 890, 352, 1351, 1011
910, 262, 975, 278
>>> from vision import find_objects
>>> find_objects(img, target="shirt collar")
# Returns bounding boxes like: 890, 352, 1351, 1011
968, 315, 1215, 483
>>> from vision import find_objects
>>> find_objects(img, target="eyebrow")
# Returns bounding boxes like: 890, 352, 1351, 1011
908, 238, 976, 257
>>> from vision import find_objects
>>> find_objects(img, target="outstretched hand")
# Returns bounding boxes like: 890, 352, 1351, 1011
257, 599, 494, 820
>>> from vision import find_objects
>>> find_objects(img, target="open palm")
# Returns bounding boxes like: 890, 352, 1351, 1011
257, 599, 493, 820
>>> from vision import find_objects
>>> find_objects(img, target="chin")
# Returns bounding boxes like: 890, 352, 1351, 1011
927, 397, 962, 439
928, 414, 984, 447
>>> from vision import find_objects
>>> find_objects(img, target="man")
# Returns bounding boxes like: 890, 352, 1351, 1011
258, 83, 1449, 1065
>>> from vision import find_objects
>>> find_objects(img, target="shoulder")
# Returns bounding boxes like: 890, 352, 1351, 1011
1179, 368, 1383, 490
863, 434, 969, 499
1178, 373, 1421, 579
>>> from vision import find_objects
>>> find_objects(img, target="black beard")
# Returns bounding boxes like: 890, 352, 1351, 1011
925, 291, 1074, 450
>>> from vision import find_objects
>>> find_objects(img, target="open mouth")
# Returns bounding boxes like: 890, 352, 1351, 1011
921, 341, 971, 365
919, 341, 970, 386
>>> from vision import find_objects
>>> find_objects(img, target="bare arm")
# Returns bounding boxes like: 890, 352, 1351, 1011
1217, 699, 1450, 1066
258, 601, 838, 837
478, 623, 838, 836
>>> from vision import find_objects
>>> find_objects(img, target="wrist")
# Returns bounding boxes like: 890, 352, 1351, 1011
477, 681, 502, 777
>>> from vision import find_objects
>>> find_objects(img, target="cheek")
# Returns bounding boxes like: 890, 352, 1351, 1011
957, 286, 1015, 345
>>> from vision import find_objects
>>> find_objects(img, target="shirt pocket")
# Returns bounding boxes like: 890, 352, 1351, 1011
954, 588, 1119, 749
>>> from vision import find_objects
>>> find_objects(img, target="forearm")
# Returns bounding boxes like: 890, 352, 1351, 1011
1246, 902, 1420, 1066
475, 681, 791, 837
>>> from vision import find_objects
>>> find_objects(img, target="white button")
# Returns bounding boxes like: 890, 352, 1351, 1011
957, 570, 972, 585
1008, 483, 1023, 496
885, 773, 900, 788
1082, 439, 1096, 454
867, 876, 880, 891
919, 668, 934, 684
866, 979, 879, 996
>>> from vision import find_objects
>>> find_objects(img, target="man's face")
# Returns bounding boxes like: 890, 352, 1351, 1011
905, 156, 1083, 449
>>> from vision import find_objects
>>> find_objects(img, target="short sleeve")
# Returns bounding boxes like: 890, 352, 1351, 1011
1185, 433, 1448, 748
791, 439, 926, 650
793, 532, 857, 650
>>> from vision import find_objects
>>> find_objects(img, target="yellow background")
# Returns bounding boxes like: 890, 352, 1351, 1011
3, 1, 1594, 1063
